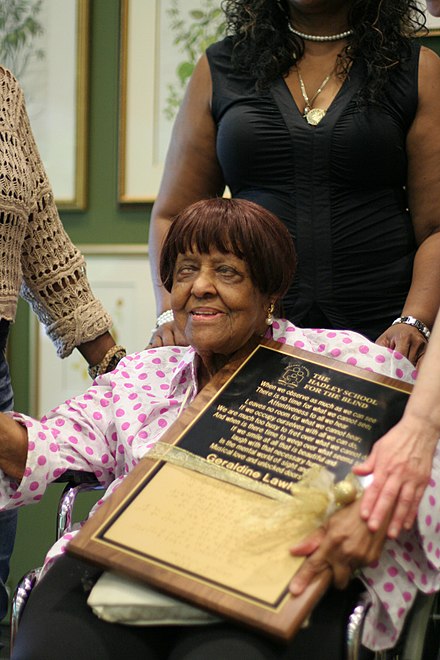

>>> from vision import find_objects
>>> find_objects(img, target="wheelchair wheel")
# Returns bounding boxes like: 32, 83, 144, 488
392, 592, 440, 660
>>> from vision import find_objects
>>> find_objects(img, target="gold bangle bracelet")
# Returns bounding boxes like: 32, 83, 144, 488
88, 345, 127, 380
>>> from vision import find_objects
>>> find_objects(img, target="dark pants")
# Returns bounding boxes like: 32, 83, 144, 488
12, 554, 372, 660
0, 319, 14, 622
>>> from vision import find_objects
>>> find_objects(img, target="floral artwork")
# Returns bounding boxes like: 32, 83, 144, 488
0, 0, 87, 207
163, 0, 225, 121
0, 0, 45, 80
119, 0, 226, 201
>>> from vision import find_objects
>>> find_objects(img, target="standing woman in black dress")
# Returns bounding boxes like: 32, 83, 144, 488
148, 0, 440, 367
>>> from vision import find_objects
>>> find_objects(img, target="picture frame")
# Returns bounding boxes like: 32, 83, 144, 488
118, 0, 224, 203
30, 246, 156, 417
2, 0, 90, 209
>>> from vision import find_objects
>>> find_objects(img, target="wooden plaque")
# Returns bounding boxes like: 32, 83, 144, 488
68, 339, 412, 640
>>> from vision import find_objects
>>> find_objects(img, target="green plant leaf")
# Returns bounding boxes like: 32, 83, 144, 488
176, 61, 194, 83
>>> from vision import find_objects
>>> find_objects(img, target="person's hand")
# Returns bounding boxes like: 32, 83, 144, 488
353, 416, 437, 539
289, 499, 389, 596
147, 321, 189, 348
375, 324, 427, 366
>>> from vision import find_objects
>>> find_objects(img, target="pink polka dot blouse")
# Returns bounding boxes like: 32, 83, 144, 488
0, 319, 437, 652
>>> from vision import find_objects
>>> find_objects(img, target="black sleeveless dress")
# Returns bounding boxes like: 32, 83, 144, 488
206, 38, 419, 341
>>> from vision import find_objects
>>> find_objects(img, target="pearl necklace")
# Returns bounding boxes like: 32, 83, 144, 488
289, 26, 353, 42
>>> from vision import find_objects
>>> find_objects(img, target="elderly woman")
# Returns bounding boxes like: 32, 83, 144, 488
149, 0, 440, 368
1, 199, 438, 659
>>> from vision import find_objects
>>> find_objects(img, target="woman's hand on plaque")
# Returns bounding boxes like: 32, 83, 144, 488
288, 500, 387, 595
353, 417, 437, 539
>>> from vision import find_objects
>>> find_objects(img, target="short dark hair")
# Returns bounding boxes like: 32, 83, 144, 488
160, 198, 296, 300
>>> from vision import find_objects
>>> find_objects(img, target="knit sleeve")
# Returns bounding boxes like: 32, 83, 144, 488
15, 79, 113, 358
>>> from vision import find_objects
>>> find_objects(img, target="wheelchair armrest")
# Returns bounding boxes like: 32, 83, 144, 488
56, 473, 104, 540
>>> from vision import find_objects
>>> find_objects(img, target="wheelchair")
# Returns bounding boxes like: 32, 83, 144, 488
10, 471, 103, 649
10, 472, 440, 659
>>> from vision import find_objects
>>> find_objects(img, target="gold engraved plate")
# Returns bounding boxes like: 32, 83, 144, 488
305, 108, 326, 125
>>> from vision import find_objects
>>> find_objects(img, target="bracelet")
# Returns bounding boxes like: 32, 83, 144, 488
156, 310, 174, 327
391, 316, 431, 342
88, 345, 127, 380
148, 309, 174, 346
150, 310, 175, 336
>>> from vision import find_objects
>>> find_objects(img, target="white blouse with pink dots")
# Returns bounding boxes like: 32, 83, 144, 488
0, 319, 438, 651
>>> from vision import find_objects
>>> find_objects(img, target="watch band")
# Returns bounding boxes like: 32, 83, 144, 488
391, 316, 430, 342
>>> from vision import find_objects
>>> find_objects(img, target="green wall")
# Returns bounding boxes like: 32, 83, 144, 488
61, 0, 150, 246
5, 0, 440, 616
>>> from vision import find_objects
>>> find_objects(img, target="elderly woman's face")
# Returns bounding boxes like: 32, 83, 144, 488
171, 250, 270, 359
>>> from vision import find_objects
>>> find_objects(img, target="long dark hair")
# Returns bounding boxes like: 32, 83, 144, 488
221, 0, 426, 100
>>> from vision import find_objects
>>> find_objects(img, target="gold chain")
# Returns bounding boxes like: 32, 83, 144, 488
297, 67, 334, 126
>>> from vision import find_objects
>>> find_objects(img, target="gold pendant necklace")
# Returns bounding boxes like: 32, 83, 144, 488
297, 68, 334, 126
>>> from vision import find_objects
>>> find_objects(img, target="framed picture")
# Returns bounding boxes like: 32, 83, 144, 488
118, 0, 225, 203
1, 0, 89, 209
30, 246, 156, 417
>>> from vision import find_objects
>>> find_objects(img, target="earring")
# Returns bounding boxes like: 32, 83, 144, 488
265, 301, 275, 326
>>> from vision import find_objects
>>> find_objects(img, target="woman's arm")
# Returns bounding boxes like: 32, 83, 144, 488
13, 70, 116, 364
0, 414, 28, 481
376, 47, 440, 365
148, 54, 225, 347
354, 309, 440, 538
0, 374, 120, 509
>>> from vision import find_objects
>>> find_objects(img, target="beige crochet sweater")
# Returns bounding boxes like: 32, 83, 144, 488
0, 67, 112, 357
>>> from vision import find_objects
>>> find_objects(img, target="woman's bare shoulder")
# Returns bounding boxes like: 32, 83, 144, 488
419, 45, 440, 76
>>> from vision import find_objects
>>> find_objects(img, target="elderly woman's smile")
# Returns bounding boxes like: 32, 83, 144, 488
171, 250, 269, 366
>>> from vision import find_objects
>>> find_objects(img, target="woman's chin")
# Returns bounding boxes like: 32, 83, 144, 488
185, 320, 231, 352
191, 340, 231, 358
